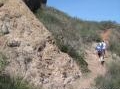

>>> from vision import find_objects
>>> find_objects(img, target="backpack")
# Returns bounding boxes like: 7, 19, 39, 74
95, 43, 103, 51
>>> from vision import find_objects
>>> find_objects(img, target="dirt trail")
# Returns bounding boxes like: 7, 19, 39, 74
72, 29, 111, 89
73, 45, 107, 89
101, 29, 111, 42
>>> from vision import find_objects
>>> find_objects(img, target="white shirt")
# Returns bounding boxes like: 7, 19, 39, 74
102, 42, 106, 49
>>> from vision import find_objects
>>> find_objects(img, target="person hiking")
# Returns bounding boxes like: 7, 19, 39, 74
101, 40, 107, 58
95, 42, 104, 65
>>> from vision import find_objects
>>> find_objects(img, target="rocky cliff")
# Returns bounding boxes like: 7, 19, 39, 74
0, 0, 81, 89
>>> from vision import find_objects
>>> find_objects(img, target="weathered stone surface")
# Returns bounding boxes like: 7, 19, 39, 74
0, 0, 81, 89
7, 40, 21, 47
1, 24, 9, 34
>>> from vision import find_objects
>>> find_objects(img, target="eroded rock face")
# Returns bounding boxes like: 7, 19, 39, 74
0, 0, 81, 89
23, 0, 47, 12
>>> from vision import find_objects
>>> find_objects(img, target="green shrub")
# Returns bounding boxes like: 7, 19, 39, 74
80, 29, 102, 43
0, 53, 32, 89
108, 30, 120, 56
0, 0, 7, 3
0, 75, 36, 89
95, 61, 120, 89
0, 52, 8, 72
61, 44, 89, 73
55, 38, 89, 73
109, 42, 120, 56
35, 6, 103, 44
100, 21, 117, 30
0, 53, 39, 89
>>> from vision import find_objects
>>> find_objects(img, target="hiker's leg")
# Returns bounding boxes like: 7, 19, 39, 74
104, 49, 105, 55
101, 60, 105, 65
100, 55, 103, 65
98, 52, 101, 61
100, 51, 104, 62
104, 49, 106, 57
101, 52, 105, 65
101, 56, 103, 61
99, 57, 101, 61
103, 49, 105, 58
101, 50, 104, 59
98, 51, 101, 57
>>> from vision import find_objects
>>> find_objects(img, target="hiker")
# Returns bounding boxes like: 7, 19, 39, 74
95, 42, 103, 62
101, 40, 107, 58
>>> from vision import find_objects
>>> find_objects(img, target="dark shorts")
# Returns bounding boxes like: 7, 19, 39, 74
98, 51, 102, 57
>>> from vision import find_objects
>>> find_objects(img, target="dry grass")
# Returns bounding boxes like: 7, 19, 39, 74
0, 0, 8, 4
95, 60, 120, 89
35, 6, 119, 73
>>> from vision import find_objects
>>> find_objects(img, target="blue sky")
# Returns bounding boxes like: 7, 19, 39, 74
47, 0, 120, 23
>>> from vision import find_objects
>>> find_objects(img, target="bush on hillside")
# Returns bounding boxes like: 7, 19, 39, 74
95, 61, 120, 89
80, 29, 102, 43
0, 75, 37, 89
0, 52, 8, 72
35, 7, 103, 44
108, 29, 120, 56
55, 38, 89, 73
0, 52, 38, 89
109, 41, 120, 56
100, 21, 116, 30
0, 0, 7, 4
0, 53, 39, 89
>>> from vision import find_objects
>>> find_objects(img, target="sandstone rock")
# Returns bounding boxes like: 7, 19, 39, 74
1, 24, 9, 34
7, 40, 21, 47
0, 0, 81, 89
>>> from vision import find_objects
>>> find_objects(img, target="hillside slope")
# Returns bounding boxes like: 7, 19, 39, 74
0, 1, 120, 89
35, 6, 120, 89
71, 30, 111, 89
35, 6, 117, 72
0, 0, 81, 89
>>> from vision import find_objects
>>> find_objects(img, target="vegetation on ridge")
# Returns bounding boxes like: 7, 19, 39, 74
109, 27, 120, 56
35, 6, 117, 73
0, 75, 38, 89
95, 61, 120, 89
95, 26, 120, 89
0, 52, 8, 72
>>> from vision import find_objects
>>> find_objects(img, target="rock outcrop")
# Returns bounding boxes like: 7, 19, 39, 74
0, 0, 81, 89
